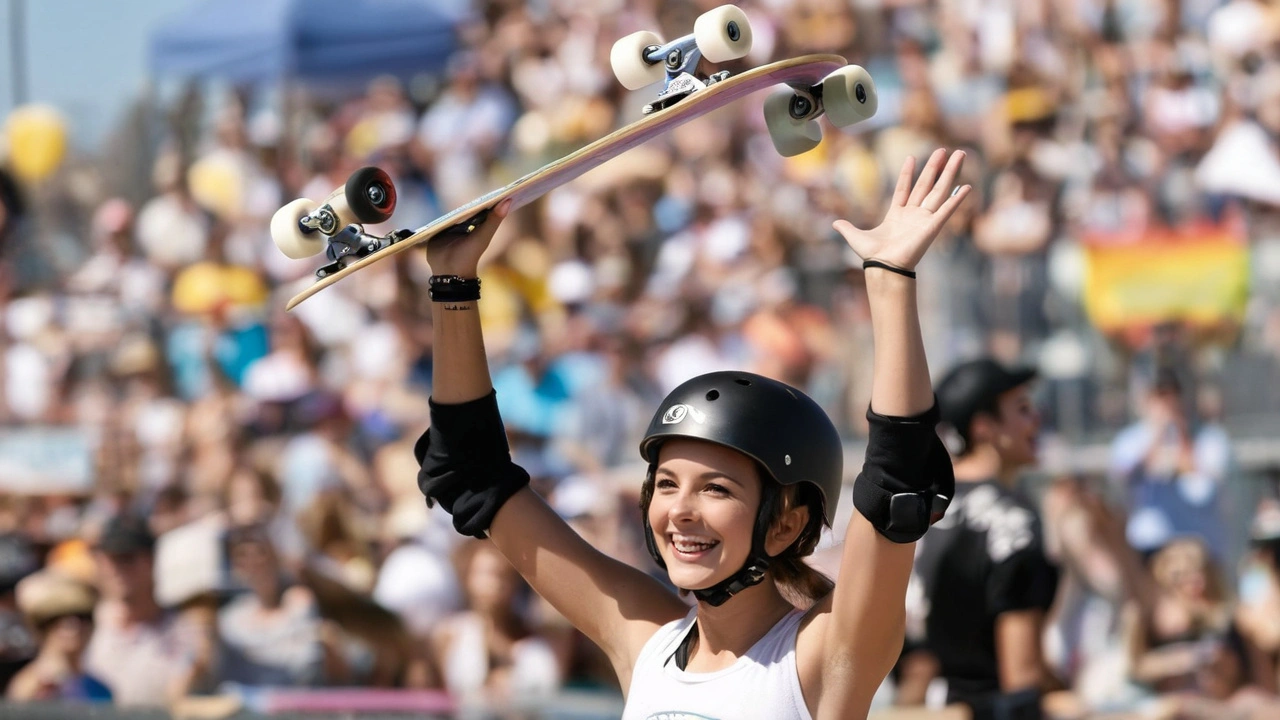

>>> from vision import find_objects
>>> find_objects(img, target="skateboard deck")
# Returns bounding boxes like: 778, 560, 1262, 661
283, 54, 848, 310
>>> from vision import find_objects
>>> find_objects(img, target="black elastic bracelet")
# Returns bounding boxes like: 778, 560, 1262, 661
429, 275, 481, 302
862, 259, 917, 279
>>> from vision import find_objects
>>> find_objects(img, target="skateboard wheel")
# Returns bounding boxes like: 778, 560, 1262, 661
611, 30, 667, 90
345, 166, 397, 224
271, 198, 326, 259
694, 5, 753, 63
764, 89, 822, 157
821, 65, 878, 128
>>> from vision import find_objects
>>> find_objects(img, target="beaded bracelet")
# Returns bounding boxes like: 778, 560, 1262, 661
429, 275, 481, 302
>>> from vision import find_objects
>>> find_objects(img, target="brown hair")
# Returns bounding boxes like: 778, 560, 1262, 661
450, 539, 532, 639
764, 481, 834, 608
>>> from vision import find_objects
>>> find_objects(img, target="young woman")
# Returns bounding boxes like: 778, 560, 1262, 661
417, 148, 970, 719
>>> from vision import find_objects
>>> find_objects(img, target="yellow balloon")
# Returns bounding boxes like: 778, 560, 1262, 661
344, 117, 381, 160
5, 104, 68, 182
171, 262, 267, 314
220, 264, 268, 306
187, 150, 244, 221
171, 262, 225, 314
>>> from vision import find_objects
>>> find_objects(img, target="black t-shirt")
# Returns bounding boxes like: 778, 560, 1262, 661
910, 479, 1059, 705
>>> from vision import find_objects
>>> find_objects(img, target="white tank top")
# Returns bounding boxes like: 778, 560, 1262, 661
622, 607, 813, 720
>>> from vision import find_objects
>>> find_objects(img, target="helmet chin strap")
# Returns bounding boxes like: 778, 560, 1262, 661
642, 465, 780, 607
690, 553, 771, 606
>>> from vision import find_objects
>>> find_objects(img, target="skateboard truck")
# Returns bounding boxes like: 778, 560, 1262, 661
640, 37, 732, 115
610, 6, 753, 114
314, 225, 413, 279
313, 207, 490, 278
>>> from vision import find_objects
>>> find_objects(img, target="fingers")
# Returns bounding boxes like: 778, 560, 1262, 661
891, 156, 915, 208
907, 148, 947, 206
832, 218, 859, 242
473, 197, 513, 237
930, 184, 972, 230
922, 151, 966, 212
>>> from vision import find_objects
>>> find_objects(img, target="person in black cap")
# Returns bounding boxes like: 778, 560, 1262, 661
908, 357, 1060, 720
82, 512, 207, 707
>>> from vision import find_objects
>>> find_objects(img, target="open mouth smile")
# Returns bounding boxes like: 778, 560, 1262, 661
668, 534, 720, 560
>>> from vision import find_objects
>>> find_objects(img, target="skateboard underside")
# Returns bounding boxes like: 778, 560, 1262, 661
283, 54, 850, 310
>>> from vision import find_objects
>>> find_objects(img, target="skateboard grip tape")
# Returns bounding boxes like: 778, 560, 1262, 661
415, 391, 531, 539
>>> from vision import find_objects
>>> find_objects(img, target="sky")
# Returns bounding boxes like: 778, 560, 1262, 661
0, 0, 473, 152
0, 0, 207, 151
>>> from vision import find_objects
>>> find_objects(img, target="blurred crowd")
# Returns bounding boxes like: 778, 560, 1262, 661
3, 0, 1280, 718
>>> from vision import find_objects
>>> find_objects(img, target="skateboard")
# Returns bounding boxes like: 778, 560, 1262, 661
272, 5, 877, 310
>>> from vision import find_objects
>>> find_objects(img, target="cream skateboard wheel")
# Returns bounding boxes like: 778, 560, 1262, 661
345, 166, 397, 224
821, 65, 877, 128
271, 198, 325, 259
694, 5, 753, 63
611, 31, 667, 90
764, 88, 821, 157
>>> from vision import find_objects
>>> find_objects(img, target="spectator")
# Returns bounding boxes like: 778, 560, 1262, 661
908, 358, 1060, 719
1109, 366, 1232, 560
83, 512, 208, 706
0, 533, 41, 694
371, 499, 462, 647
7, 570, 109, 702
1121, 537, 1233, 693
1115, 535, 1280, 718
415, 50, 518, 209
430, 539, 561, 703
216, 523, 332, 687
1234, 501, 1280, 693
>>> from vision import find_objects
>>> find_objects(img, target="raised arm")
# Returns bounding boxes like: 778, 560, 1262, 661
421, 200, 686, 686
808, 149, 971, 717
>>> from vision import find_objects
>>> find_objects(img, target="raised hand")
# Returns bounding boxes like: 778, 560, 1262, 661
426, 197, 513, 277
833, 149, 971, 271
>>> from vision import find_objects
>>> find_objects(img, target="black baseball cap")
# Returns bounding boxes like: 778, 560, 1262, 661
936, 358, 1038, 443
94, 513, 155, 556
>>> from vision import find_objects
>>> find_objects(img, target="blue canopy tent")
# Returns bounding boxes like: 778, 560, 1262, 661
148, 0, 462, 86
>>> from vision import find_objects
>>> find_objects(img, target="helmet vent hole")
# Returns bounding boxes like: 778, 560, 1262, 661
734, 378, 751, 386
706, 389, 720, 401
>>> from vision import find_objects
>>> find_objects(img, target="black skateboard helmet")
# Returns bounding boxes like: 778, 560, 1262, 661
638, 371, 843, 604
639, 370, 843, 525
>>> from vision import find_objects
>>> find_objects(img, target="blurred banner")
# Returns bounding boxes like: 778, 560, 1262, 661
1082, 220, 1250, 346
0, 427, 94, 495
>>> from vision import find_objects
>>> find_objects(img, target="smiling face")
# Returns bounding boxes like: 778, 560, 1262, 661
647, 439, 763, 591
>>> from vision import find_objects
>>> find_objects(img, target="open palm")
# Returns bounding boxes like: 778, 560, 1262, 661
834, 149, 971, 271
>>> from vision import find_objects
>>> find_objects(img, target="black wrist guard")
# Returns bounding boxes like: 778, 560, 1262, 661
852, 400, 954, 543
414, 391, 530, 538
